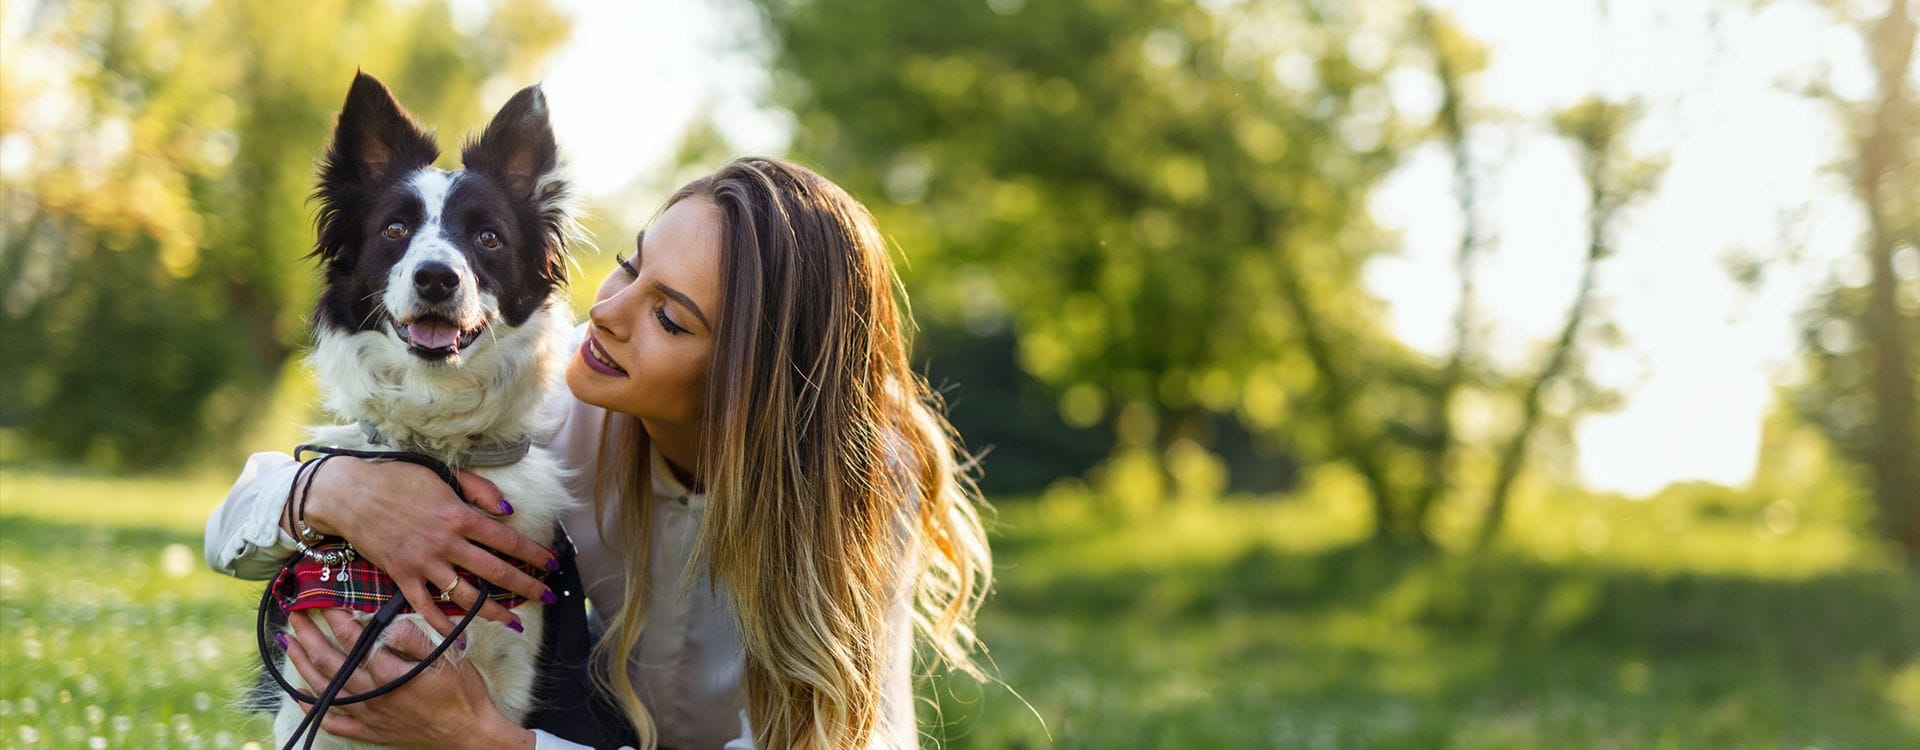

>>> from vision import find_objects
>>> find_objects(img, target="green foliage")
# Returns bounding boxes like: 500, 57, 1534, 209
747, 0, 1414, 503
0, 0, 570, 468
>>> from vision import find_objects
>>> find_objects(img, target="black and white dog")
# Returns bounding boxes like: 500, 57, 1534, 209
272, 72, 580, 748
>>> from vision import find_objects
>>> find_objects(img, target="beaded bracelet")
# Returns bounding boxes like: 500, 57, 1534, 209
295, 539, 358, 567
294, 454, 338, 544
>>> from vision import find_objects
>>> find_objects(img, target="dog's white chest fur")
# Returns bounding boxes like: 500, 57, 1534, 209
272, 302, 579, 749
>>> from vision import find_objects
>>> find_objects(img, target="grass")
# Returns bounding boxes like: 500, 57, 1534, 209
0, 469, 271, 748
2, 467, 1918, 748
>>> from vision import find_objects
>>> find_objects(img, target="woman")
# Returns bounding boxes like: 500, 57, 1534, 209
205, 158, 994, 748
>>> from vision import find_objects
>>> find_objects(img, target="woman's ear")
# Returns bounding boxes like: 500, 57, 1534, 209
462, 84, 560, 202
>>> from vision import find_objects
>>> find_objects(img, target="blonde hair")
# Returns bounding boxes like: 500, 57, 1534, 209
591, 158, 994, 748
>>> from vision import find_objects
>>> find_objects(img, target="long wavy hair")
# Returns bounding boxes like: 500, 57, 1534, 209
590, 157, 994, 749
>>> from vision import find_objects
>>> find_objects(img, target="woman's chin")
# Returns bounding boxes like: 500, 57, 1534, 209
564, 359, 604, 403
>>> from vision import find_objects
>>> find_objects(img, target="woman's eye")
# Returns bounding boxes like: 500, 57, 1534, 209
654, 305, 688, 336
477, 230, 501, 250
616, 253, 638, 278
382, 221, 409, 239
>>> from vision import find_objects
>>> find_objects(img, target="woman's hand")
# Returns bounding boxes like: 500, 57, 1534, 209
283, 609, 535, 750
297, 458, 557, 635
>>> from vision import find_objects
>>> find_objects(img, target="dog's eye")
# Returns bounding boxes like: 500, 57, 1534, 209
383, 222, 409, 240
476, 230, 501, 250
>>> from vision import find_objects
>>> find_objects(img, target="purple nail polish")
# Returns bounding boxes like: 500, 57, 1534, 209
541, 589, 558, 605
545, 557, 560, 572
497, 499, 514, 515
455, 637, 467, 651
507, 620, 524, 634
275, 633, 289, 650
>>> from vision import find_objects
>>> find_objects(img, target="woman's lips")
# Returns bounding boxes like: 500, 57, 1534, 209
580, 334, 628, 377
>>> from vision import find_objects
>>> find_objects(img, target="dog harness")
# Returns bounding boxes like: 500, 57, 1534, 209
259, 443, 526, 750
272, 541, 547, 615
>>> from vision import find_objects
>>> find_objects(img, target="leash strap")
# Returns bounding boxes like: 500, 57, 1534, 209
257, 443, 498, 750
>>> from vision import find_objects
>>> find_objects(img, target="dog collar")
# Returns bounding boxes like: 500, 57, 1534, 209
357, 422, 532, 468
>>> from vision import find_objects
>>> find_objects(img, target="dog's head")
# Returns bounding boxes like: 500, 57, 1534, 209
309, 72, 573, 364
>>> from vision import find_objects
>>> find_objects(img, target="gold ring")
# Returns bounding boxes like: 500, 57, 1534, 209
437, 576, 462, 602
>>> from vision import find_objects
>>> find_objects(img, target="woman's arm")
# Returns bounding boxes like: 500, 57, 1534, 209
202, 450, 557, 635
204, 451, 306, 579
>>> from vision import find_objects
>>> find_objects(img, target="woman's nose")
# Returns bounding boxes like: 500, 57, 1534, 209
589, 285, 637, 340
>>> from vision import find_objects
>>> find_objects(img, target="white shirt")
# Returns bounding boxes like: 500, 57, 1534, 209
204, 366, 920, 749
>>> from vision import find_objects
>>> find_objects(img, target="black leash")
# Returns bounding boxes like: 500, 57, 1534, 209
257, 444, 496, 750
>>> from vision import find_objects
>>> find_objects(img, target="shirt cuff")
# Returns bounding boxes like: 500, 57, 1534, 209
204, 451, 303, 579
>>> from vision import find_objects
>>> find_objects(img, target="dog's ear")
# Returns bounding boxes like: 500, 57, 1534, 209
465, 84, 573, 286
326, 72, 439, 185
463, 84, 559, 202
311, 72, 439, 265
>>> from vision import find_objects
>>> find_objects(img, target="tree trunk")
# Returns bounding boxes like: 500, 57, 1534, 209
1411, 9, 1484, 531
1271, 258, 1413, 543
1477, 148, 1610, 550
1851, 2, 1920, 562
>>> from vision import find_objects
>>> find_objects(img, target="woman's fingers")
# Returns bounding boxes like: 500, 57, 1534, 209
397, 578, 458, 637
282, 627, 329, 691
433, 565, 525, 627
380, 619, 441, 661
317, 608, 366, 650
286, 613, 375, 696
454, 470, 511, 516
317, 608, 432, 685
317, 712, 375, 742
456, 510, 556, 573
449, 545, 550, 605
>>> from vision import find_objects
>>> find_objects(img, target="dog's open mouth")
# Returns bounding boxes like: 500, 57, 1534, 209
390, 315, 486, 359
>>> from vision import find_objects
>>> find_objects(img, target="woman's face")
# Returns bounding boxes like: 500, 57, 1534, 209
566, 197, 724, 429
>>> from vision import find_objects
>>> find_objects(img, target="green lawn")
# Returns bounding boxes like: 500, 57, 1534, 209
2, 468, 1917, 748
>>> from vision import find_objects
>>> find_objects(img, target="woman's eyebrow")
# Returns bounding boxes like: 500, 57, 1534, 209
653, 282, 711, 330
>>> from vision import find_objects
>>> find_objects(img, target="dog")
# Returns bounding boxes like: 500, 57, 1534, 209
266, 71, 580, 748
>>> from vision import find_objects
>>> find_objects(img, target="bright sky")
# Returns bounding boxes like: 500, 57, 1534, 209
1370, 0, 1875, 495
521, 0, 1876, 496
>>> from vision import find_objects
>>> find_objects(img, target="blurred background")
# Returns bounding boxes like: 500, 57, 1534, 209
2, 0, 1918, 747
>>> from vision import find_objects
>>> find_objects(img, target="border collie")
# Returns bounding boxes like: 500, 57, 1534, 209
270, 72, 579, 748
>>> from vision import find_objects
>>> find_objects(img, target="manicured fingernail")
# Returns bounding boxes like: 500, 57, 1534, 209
455, 636, 467, 651
507, 619, 524, 634
275, 633, 289, 650
545, 557, 560, 572
497, 500, 514, 515
541, 589, 558, 605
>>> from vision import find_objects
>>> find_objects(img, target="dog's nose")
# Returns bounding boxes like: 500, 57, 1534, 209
413, 262, 459, 303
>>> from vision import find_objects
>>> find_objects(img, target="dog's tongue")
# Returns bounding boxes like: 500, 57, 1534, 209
406, 320, 461, 350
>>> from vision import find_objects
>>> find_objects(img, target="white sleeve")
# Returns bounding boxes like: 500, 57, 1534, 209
876, 577, 919, 749
531, 729, 634, 750
203, 451, 305, 580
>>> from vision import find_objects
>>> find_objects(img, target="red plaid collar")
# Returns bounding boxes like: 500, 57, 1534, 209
273, 542, 548, 615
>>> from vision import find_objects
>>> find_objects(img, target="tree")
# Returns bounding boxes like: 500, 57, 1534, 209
1475, 98, 1661, 548
0, 0, 569, 467
745, 0, 1436, 534
1795, 0, 1920, 562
